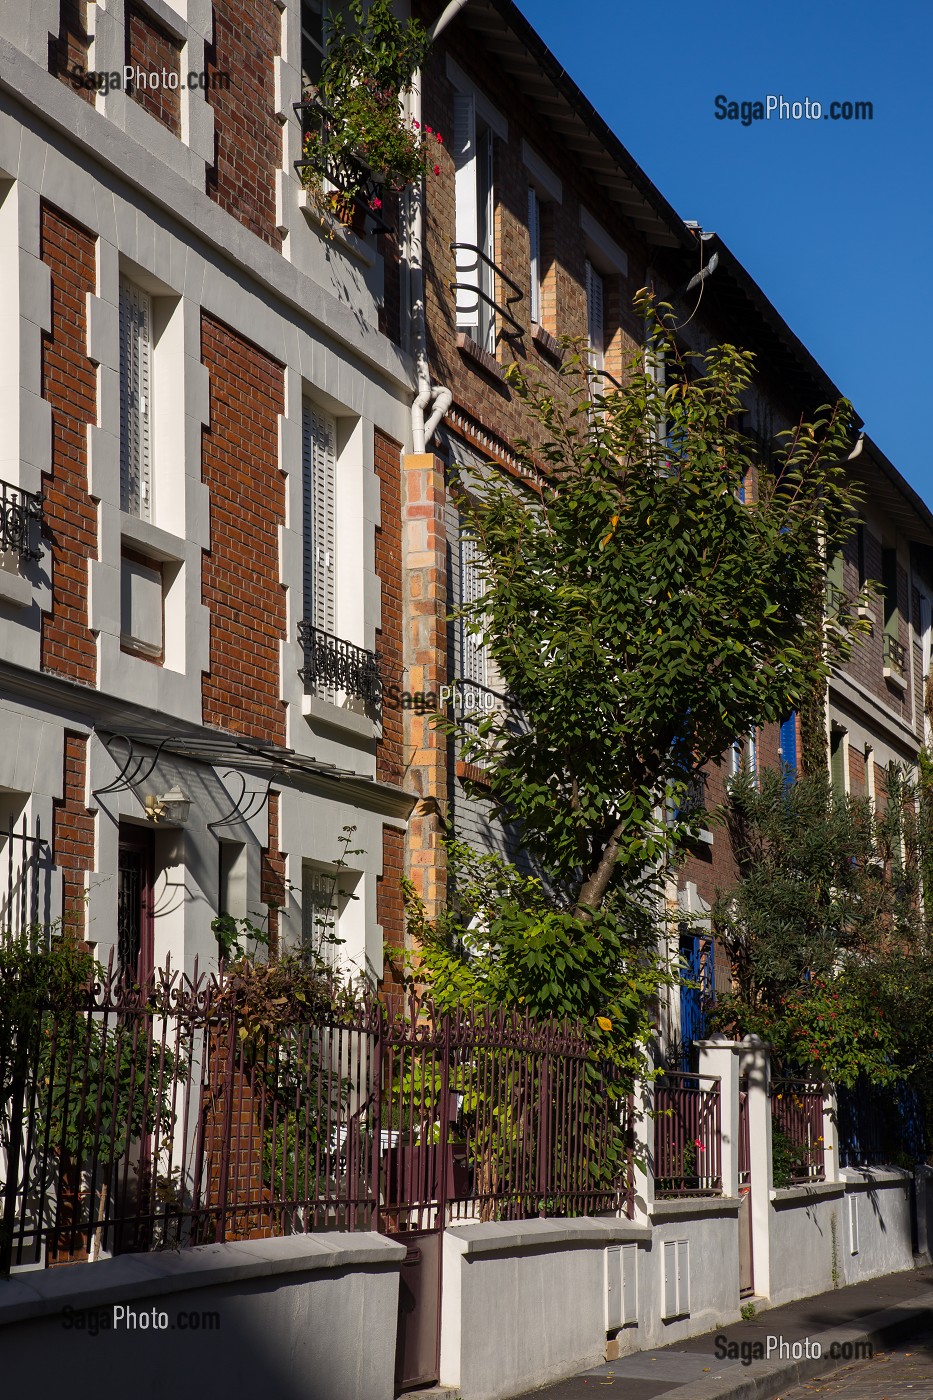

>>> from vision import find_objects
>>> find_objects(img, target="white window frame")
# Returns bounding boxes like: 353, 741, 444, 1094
302, 403, 337, 636
585, 259, 605, 375
119, 277, 153, 521
527, 185, 541, 327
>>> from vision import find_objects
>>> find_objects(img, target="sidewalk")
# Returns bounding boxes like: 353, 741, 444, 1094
510, 1264, 933, 1400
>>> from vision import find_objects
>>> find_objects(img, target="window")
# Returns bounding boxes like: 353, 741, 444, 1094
527, 185, 541, 326
830, 725, 847, 797
459, 528, 488, 689
881, 547, 898, 638
119, 277, 153, 520
300, 0, 325, 90
779, 713, 797, 785
120, 548, 163, 661
585, 259, 605, 376
453, 92, 495, 352
301, 863, 347, 967
302, 404, 337, 635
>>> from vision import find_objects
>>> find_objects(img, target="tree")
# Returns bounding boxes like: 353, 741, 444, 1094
452, 295, 870, 919
710, 764, 933, 1087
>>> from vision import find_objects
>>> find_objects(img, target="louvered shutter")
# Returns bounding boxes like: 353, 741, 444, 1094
460, 532, 487, 689
585, 259, 604, 371
528, 186, 541, 325
119, 279, 152, 520
302, 405, 336, 635
453, 92, 479, 331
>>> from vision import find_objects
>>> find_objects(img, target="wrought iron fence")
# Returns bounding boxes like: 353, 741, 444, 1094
0, 964, 634, 1276
449, 242, 526, 340
771, 1079, 825, 1183
298, 622, 383, 711
0, 479, 42, 560
1, 814, 51, 939
653, 1071, 722, 1197
292, 96, 392, 235
837, 1076, 925, 1169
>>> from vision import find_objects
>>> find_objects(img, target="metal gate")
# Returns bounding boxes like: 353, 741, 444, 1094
738, 1080, 754, 1297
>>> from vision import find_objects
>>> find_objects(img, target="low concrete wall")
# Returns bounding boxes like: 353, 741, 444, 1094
635, 1197, 742, 1349
0, 1233, 404, 1400
439, 1217, 650, 1400
768, 1173, 915, 1307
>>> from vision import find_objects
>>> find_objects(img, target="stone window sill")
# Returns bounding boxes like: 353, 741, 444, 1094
0, 564, 32, 609
456, 333, 504, 381
531, 321, 563, 364
298, 191, 376, 268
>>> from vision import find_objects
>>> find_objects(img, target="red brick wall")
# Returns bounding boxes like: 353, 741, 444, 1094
40, 203, 98, 686
53, 732, 94, 940
125, 2, 183, 135
50, 0, 93, 101
205, 0, 282, 249
849, 746, 865, 794
200, 314, 285, 742
375, 428, 404, 787
260, 790, 286, 954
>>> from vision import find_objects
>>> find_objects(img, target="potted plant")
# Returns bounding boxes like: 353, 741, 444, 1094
298, 0, 443, 230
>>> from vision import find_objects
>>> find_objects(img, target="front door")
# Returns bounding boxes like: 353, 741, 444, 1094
117, 827, 155, 982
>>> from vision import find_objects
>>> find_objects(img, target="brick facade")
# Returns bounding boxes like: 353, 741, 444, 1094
40, 202, 98, 686
125, 1, 182, 136
200, 313, 285, 742
49, 0, 92, 101
53, 732, 94, 940
402, 452, 449, 920
205, 0, 281, 249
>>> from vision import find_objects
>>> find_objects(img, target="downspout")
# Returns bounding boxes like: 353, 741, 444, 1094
407, 0, 470, 452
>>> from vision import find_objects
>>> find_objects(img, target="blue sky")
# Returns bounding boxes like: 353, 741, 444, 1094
513, 0, 932, 501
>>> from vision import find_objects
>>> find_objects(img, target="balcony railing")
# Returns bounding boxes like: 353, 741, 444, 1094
293, 96, 392, 235
884, 633, 906, 676
450, 242, 526, 338
0, 480, 42, 560
298, 622, 382, 710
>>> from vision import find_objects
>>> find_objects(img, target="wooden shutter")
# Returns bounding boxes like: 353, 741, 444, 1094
119, 278, 152, 520
585, 259, 604, 371
453, 91, 479, 331
528, 186, 541, 325
302, 405, 337, 635
460, 531, 487, 688
779, 712, 797, 781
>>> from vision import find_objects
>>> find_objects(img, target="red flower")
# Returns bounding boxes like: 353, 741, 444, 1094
436, 132, 443, 143
371, 197, 382, 210
433, 164, 440, 175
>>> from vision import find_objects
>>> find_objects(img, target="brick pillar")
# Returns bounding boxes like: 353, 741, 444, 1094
403, 452, 448, 922
52, 732, 94, 941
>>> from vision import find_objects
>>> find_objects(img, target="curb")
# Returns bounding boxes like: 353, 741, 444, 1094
668, 1295, 933, 1400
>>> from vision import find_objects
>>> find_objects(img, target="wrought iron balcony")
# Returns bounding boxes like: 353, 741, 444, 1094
293, 95, 392, 235
0, 479, 42, 560
884, 633, 907, 676
676, 771, 708, 820
449, 242, 526, 338
298, 623, 382, 710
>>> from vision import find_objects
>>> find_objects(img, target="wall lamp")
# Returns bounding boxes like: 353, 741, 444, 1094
145, 784, 191, 825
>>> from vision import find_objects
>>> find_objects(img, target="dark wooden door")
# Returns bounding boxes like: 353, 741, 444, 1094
117, 828, 154, 982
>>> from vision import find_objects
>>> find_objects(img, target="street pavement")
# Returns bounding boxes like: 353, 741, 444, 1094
507, 1264, 933, 1400
774, 1332, 933, 1397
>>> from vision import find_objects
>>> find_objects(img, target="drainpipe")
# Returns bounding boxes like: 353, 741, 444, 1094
407, 0, 470, 452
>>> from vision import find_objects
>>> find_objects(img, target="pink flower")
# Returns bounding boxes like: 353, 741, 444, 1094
694, 1139, 705, 1151
433, 164, 440, 175
371, 197, 382, 210
435, 132, 443, 144
412, 119, 420, 129
425, 125, 433, 134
